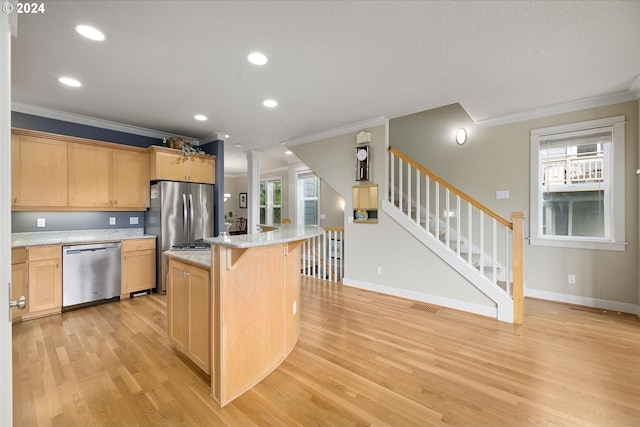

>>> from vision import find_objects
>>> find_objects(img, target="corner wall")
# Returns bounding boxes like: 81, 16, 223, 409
290, 123, 496, 315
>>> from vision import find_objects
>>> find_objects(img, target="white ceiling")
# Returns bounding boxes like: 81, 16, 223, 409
11, 1, 640, 174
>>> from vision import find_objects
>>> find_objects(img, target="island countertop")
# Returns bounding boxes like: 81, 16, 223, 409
203, 224, 323, 248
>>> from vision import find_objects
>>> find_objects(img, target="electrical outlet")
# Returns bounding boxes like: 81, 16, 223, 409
568, 274, 576, 284
109, 217, 116, 226
376, 266, 382, 275
496, 190, 510, 199
129, 216, 139, 225
36, 218, 45, 228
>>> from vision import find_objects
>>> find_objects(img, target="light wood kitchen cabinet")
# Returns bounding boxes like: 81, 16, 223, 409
25, 245, 62, 319
114, 150, 150, 209
68, 143, 150, 210
167, 258, 211, 374
12, 133, 68, 208
149, 146, 216, 184
11, 248, 28, 323
121, 238, 156, 297
352, 184, 378, 223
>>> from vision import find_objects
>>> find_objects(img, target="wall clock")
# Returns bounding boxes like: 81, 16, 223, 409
355, 145, 370, 181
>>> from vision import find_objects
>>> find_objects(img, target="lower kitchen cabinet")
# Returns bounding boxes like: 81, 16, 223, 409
121, 238, 156, 297
167, 258, 211, 375
25, 245, 62, 319
11, 248, 28, 323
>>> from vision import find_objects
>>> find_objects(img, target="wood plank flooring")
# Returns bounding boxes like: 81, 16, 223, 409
12, 277, 640, 426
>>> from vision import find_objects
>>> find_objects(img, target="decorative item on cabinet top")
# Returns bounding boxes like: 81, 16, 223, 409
163, 137, 211, 156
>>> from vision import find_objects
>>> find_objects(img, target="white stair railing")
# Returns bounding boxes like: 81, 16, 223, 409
301, 227, 344, 283
389, 146, 525, 323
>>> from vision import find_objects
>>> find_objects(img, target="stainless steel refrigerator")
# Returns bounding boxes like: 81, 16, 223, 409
145, 181, 214, 293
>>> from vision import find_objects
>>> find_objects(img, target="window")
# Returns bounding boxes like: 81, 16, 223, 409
530, 116, 625, 251
260, 178, 282, 225
296, 170, 319, 226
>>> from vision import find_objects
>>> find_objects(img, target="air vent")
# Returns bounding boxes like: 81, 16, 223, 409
410, 303, 441, 314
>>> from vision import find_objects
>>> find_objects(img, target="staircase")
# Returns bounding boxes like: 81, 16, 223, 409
385, 147, 525, 323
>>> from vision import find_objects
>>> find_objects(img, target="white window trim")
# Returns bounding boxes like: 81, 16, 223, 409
529, 115, 626, 251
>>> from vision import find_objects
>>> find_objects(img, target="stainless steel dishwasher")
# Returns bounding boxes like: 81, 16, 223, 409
62, 242, 121, 310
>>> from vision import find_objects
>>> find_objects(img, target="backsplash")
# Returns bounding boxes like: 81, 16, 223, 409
12, 211, 145, 233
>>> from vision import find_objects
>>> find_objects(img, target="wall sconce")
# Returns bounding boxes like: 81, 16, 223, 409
340, 199, 345, 212
223, 193, 231, 202
456, 128, 467, 145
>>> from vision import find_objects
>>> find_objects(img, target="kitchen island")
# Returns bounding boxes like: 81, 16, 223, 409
164, 224, 323, 407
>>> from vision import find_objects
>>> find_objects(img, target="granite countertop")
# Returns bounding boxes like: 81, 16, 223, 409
11, 228, 156, 248
163, 250, 211, 268
204, 224, 324, 249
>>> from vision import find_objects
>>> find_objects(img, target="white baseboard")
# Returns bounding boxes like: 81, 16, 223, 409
525, 288, 640, 316
342, 277, 497, 319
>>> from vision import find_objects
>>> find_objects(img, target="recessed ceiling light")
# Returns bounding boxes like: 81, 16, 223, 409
58, 77, 82, 87
247, 52, 268, 65
194, 114, 208, 121
263, 99, 278, 108
285, 150, 293, 155
75, 25, 105, 41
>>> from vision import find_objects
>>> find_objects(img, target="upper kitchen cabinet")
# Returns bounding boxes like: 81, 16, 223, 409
149, 146, 215, 184
68, 143, 150, 210
12, 133, 68, 208
12, 129, 150, 211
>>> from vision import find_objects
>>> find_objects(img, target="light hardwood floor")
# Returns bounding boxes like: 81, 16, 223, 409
12, 277, 640, 426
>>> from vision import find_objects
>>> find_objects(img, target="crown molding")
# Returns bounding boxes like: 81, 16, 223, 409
11, 102, 200, 143
282, 116, 387, 147
474, 90, 639, 129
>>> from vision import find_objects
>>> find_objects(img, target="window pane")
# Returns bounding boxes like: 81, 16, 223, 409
273, 181, 282, 205
542, 191, 604, 237
260, 207, 266, 224
273, 207, 281, 224
303, 177, 317, 197
260, 182, 266, 206
303, 200, 318, 225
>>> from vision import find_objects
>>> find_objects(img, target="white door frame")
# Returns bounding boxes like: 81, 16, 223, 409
1, 8, 15, 426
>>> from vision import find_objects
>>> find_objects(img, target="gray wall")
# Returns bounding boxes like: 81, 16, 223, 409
12, 211, 145, 232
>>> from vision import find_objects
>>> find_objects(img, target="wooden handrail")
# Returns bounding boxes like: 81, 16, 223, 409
389, 146, 513, 229
323, 227, 345, 233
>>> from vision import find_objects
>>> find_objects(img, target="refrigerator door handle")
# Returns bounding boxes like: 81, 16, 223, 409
189, 193, 194, 240
182, 193, 188, 235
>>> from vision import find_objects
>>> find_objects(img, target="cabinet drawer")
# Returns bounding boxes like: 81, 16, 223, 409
122, 238, 156, 252
12, 247, 27, 264
28, 245, 61, 261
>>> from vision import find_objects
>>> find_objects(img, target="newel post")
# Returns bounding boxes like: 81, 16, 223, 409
511, 212, 526, 324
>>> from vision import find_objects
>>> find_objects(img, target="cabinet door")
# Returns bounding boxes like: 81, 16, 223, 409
11, 262, 28, 323
12, 134, 68, 208
353, 185, 378, 210
168, 260, 189, 354
68, 143, 113, 207
122, 249, 155, 294
187, 156, 215, 184
151, 151, 187, 182
114, 150, 150, 209
187, 265, 211, 374
28, 258, 62, 313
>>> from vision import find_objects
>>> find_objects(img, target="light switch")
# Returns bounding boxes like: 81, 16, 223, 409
129, 216, 139, 225
36, 218, 45, 228
496, 190, 510, 199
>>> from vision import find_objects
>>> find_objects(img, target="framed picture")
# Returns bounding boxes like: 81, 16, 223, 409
239, 192, 247, 209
